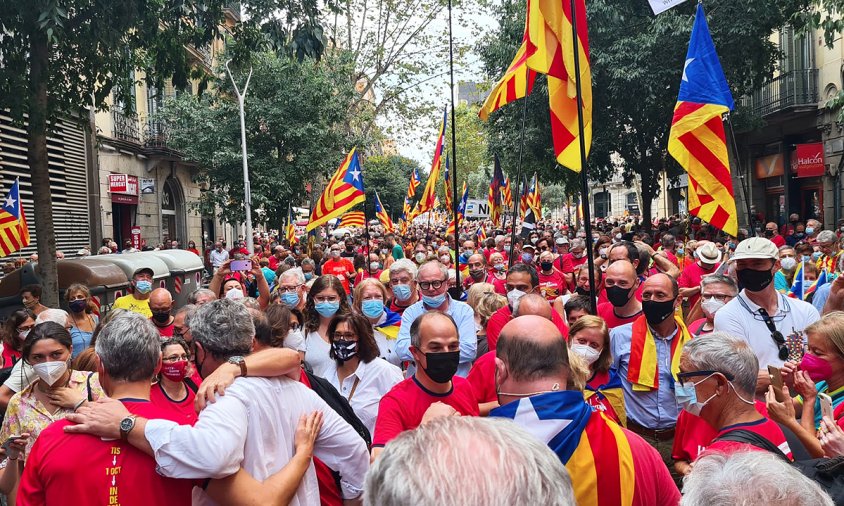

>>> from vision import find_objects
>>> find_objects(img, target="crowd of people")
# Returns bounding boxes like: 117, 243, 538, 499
1, 211, 844, 504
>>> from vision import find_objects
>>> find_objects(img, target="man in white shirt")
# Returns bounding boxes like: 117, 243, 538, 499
209, 241, 229, 270
714, 237, 819, 395
66, 299, 369, 506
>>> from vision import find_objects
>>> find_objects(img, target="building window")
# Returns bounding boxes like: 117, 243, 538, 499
594, 191, 611, 218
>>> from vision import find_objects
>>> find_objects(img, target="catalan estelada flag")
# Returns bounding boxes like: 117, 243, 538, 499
628, 316, 691, 391
519, 174, 530, 218
502, 177, 513, 208
375, 191, 394, 233
489, 155, 504, 226
668, 3, 737, 236
478, 19, 536, 120
0, 178, 30, 257
337, 211, 365, 229
789, 261, 829, 301
307, 148, 365, 231
477, 226, 487, 243
447, 182, 469, 237
526, 172, 542, 220
418, 108, 448, 215
374, 308, 402, 339
443, 155, 453, 212
407, 167, 421, 200
491, 391, 635, 506
286, 205, 298, 245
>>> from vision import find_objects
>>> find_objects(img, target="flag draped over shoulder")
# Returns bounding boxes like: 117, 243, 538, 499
0, 178, 30, 257
286, 205, 298, 245
375, 192, 394, 233
374, 308, 402, 339
479, 0, 593, 172
668, 3, 737, 236
489, 156, 504, 226
307, 148, 365, 231
337, 211, 365, 229
417, 108, 447, 216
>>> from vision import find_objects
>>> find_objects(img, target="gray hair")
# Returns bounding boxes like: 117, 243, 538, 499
188, 298, 254, 359
35, 308, 69, 327
681, 450, 834, 506
187, 288, 216, 304
279, 267, 305, 285
417, 260, 448, 281
817, 230, 837, 244
569, 238, 585, 250
301, 258, 316, 269
95, 311, 161, 382
364, 416, 576, 506
173, 303, 197, 321
409, 311, 457, 349
699, 274, 738, 295
681, 332, 758, 396
241, 297, 260, 310
389, 258, 417, 279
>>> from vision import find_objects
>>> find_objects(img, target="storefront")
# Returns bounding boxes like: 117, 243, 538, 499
109, 173, 139, 247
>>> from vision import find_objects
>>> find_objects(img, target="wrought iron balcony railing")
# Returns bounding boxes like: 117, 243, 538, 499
740, 69, 819, 118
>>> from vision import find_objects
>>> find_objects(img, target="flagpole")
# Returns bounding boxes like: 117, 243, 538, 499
569, 0, 597, 313
725, 113, 755, 235
447, 0, 462, 294
363, 197, 374, 278
508, 69, 530, 269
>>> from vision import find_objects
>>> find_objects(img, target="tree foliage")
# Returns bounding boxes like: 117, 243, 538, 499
362, 155, 420, 220
160, 50, 370, 229
441, 103, 490, 203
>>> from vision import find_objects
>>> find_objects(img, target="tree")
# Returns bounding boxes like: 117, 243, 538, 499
0, 0, 330, 306
479, 0, 804, 230
362, 155, 420, 221
160, 50, 369, 230
440, 102, 490, 205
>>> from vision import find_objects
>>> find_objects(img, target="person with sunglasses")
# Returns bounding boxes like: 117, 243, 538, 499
713, 237, 820, 396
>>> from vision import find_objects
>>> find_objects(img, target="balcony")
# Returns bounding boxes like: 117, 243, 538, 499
740, 69, 819, 118
111, 109, 140, 143
224, 2, 241, 21
144, 119, 169, 149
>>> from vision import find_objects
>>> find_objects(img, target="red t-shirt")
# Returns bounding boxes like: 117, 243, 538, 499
149, 382, 199, 426
597, 302, 642, 330
467, 351, 497, 404
152, 320, 175, 338
538, 270, 567, 301
354, 269, 383, 286
322, 258, 355, 294
372, 376, 479, 447
486, 305, 569, 351
677, 262, 720, 311
663, 250, 679, 268
1, 348, 20, 368
687, 318, 711, 337
672, 403, 770, 463
771, 235, 786, 248
624, 428, 682, 505
705, 416, 792, 460
563, 253, 588, 272
486, 272, 507, 295
18, 401, 197, 506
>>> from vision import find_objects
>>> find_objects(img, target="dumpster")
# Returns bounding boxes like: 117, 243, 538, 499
96, 252, 170, 291
151, 250, 205, 308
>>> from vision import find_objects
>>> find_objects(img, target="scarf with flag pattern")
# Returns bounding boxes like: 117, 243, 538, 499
627, 315, 691, 392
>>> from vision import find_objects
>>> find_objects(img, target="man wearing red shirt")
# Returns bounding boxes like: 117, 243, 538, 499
677, 241, 721, 312
765, 222, 786, 248
537, 251, 567, 301
486, 265, 569, 350
462, 254, 488, 289
149, 288, 176, 337
371, 311, 478, 460
322, 245, 355, 294
597, 260, 642, 329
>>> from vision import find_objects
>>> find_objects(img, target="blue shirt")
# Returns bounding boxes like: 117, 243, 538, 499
69, 314, 99, 359
813, 282, 831, 314
610, 321, 680, 430
396, 295, 477, 377
261, 267, 277, 287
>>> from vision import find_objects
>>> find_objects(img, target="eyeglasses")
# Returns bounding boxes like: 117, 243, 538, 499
701, 294, 732, 302
278, 284, 302, 293
333, 332, 356, 340
677, 370, 734, 382
758, 308, 789, 361
163, 354, 190, 363
418, 279, 446, 290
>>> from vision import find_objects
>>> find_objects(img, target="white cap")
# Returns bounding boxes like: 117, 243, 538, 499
729, 237, 779, 262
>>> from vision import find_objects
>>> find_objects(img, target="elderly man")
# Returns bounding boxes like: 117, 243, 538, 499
677, 241, 722, 311
112, 267, 155, 317
463, 253, 487, 289
396, 261, 476, 376
365, 417, 576, 506
66, 300, 370, 505
491, 315, 680, 505
388, 259, 419, 315
485, 264, 569, 351
610, 273, 689, 474
816, 229, 842, 275
714, 237, 819, 392
687, 275, 737, 336
277, 268, 308, 311
598, 260, 643, 329
188, 288, 217, 306
373, 311, 479, 460
149, 288, 176, 337
268, 245, 285, 271
764, 221, 786, 248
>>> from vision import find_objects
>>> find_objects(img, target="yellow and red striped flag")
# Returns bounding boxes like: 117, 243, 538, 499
519, 175, 530, 218
478, 20, 537, 120
488, 156, 504, 226
306, 148, 365, 231
337, 211, 366, 229
375, 192, 394, 233
0, 179, 30, 257
667, 4, 737, 235
443, 155, 452, 212
407, 167, 421, 200
417, 107, 447, 215
526, 172, 542, 220
502, 177, 513, 208
286, 205, 299, 245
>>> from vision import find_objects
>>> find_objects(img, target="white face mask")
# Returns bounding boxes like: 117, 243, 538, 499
780, 257, 797, 271
507, 289, 526, 307
701, 297, 726, 316
571, 344, 601, 366
283, 328, 306, 352
33, 360, 68, 387
225, 287, 244, 300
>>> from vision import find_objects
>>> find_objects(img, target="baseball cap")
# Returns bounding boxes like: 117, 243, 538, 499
132, 267, 154, 278
696, 242, 722, 264
522, 244, 536, 251
729, 237, 778, 262
555, 237, 569, 245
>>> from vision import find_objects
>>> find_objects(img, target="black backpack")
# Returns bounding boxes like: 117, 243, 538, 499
304, 370, 372, 448
716, 427, 844, 503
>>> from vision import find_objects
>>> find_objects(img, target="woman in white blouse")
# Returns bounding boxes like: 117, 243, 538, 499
325, 313, 402, 435
303, 275, 352, 378
352, 278, 403, 368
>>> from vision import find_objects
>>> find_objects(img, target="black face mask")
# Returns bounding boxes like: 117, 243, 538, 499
332, 340, 358, 362
642, 299, 676, 326
469, 269, 485, 281
152, 310, 171, 324
576, 286, 590, 296
421, 351, 460, 383
606, 285, 633, 307
540, 261, 554, 271
764, 229, 774, 238
737, 267, 774, 292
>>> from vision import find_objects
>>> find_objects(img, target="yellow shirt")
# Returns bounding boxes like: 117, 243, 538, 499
112, 293, 152, 317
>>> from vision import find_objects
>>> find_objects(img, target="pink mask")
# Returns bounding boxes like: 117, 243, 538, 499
800, 353, 833, 382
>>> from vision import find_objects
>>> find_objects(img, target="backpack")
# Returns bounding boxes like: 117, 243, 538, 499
716, 427, 844, 503
304, 370, 372, 448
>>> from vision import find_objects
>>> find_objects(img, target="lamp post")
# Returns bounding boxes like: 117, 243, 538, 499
226, 60, 254, 252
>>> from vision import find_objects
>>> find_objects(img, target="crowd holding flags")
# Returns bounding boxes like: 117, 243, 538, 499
790, 262, 829, 301
285, 204, 298, 245
502, 177, 513, 208
525, 173, 542, 220
0, 178, 30, 257
375, 192, 394, 233
307, 148, 366, 232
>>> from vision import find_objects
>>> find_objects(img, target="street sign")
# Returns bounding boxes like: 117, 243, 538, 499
131, 226, 142, 250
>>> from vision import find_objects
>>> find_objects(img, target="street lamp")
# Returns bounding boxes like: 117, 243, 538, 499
225, 60, 254, 251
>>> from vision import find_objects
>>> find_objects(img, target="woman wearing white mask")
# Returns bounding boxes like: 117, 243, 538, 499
774, 246, 798, 294
687, 275, 738, 337
352, 278, 402, 367
265, 305, 307, 361
1, 309, 35, 368
0, 322, 105, 468
567, 315, 626, 426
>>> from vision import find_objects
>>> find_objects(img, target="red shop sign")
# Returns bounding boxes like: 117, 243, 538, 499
109, 174, 139, 196
791, 143, 825, 178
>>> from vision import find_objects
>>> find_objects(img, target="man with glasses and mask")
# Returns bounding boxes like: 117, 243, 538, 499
396, 261, 477, 377
276, 269, 308, 311
714, 237, 819, 395
610, 273, 691, 479
372, 311, 478, 461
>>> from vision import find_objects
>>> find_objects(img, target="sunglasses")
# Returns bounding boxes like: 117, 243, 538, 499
758, 308, 789, 361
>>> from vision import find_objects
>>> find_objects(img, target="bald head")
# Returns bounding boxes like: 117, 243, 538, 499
497, 315, 569, 384
605, 258, 636, 280
149, 288, 174, 313
513, 293, 552, 320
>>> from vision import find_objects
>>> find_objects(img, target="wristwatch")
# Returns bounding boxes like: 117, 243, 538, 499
119, 415, 138, 441
227, 356, 248, 377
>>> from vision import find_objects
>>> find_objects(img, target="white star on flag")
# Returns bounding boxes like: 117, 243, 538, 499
682, 58, 695, 82
350, 168, 361, 182
512, 398, 572, 445
4, 195, 15, 209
